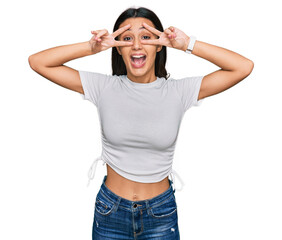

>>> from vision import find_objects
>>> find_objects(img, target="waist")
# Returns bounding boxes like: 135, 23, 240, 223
87, 155, 185, 193
99, 175, 175, 210
105, 164, 170, 201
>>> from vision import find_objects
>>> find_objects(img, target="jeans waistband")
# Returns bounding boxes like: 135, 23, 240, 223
98, 175, 175, 211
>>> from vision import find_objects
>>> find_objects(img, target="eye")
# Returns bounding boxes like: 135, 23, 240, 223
142, 35, 151, 40
123, 36, 132, 41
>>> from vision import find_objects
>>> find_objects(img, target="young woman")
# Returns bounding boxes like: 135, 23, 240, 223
28, 6, 254, 240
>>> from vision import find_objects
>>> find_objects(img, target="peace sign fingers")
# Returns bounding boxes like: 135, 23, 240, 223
112, 24, 134, 47
141, 22, 171, 47
141, 23, 190, 51
115, 40, 134, 47
140, 39, 161, 45
112, 24, 132, 39
142, 22, 162, 37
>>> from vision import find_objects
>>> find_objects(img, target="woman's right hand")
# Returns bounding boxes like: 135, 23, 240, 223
89, 24, 133, 54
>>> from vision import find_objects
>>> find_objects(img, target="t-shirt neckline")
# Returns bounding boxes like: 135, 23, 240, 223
124, 75, 162, 88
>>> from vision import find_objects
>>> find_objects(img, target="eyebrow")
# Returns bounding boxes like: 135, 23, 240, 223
121, 26, 148, 35
127, 26, 146, 31
118, 26, 151, 39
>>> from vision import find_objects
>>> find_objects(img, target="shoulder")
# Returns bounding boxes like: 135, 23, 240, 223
168, 75, 204, 87
78, 71, 123, 86
79, 70, 118, 80
168, 75, 203, 82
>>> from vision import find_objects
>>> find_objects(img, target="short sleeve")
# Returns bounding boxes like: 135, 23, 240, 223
78, 70, 112, 107
172, 76, 204, 112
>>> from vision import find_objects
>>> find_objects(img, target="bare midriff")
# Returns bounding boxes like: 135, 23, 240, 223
105, 164, 170, 201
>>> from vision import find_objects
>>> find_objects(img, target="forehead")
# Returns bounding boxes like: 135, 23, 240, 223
119, 17, 155, 30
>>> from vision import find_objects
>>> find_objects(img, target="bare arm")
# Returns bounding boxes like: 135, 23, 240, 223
28, 24, 133, 94
140, 22, 254, 101
191, 40, 254, 100
28, 41, 92, 94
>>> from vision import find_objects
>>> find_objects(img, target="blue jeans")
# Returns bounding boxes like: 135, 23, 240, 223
92, 175, 180, 240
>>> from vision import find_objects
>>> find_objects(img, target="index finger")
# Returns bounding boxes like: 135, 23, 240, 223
112, 24, 131, 38
142, 22, 162, 36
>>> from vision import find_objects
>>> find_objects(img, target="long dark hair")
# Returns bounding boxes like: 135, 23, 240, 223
111, 7, 169, 79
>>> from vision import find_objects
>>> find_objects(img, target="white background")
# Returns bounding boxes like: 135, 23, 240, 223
1, 0, 281, 239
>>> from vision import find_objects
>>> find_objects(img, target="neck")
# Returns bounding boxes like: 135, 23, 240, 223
127, 71, 157, 84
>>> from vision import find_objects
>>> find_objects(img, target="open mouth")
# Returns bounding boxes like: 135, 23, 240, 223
130, 54, 147, 68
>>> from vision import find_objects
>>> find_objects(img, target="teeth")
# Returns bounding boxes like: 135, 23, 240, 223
132, 55, 145, 58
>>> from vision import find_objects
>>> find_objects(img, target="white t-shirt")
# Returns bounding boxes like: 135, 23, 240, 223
79, 71, 204, 188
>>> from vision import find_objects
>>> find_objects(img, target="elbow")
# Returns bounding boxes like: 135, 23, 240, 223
28, 54, 39, 71
28, 54, 35, 70
239, 59, 254, 77
246, 60, 254, 74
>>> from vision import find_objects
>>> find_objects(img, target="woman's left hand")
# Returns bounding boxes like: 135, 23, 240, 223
141, 22, 190, 51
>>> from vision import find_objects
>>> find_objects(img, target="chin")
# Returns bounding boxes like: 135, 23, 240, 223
128, 67, 147, 75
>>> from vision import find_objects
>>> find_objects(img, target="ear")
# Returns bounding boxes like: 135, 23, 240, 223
156, 45, 162, 53
116, 46, 121, 55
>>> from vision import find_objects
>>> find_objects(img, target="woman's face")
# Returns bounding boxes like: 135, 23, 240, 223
117, 17, 162, 82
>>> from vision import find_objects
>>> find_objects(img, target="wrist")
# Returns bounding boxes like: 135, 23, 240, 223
183, 36, 190, 52
85, 41, 96, 55
184, 35, 197, 54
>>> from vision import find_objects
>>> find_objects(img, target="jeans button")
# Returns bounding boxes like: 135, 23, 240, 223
133, 203, 137, 208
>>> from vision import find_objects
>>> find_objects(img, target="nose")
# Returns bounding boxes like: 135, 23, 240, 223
132, 38, 142, 50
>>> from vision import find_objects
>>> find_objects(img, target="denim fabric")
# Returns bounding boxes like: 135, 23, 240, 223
92, 175, 180, 240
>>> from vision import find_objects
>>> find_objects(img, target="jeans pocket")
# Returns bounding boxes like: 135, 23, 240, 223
149, 194, 177, 219
94, 190, 117, 216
